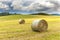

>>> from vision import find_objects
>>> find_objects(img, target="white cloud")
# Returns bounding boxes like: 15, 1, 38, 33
26, 0, 55, 11
0, 2, 9, 10
0, 0, 60, 14
11, 0, 55, 12
0, 0, 12, 2
49, 0, 60, 12
11, 0, 34, 10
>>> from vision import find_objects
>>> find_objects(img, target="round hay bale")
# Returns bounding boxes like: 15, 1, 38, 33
31, 19, 48, 32
19, 19, 25, 24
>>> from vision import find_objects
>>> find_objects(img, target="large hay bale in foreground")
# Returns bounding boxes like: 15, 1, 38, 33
31, 19, 48, 32
19, 19, 25, 24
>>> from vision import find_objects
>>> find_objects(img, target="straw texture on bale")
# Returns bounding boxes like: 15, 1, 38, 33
31, 19, 48, 32
19, 19, 25, 24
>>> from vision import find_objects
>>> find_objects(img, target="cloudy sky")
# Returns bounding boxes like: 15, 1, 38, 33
0, 0, 60, 14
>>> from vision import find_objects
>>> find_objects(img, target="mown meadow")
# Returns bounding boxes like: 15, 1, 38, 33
0, 15, 60, 40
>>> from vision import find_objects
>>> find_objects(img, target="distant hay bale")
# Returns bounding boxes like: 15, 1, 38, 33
19, 19, 25, 24
31, 19, 48, 32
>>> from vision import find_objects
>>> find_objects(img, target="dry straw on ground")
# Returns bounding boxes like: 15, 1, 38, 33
31, 19, 48, 32
19, 19, 25, 24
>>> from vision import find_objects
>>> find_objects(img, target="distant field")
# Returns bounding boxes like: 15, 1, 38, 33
0, 15, 60, 40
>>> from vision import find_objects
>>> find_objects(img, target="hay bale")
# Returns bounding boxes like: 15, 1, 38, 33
31, 19, 48, 32
19, 19, 25, 24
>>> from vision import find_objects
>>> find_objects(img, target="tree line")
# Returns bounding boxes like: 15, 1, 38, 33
0, 12, 20, 16
30, 13, 50, 15
0, 12, 51, 16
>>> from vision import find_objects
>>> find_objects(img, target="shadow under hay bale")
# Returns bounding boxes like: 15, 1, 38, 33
31, 19, 48, 32
19, 19, 25, 24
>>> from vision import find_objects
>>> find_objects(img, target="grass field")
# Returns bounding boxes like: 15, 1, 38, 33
0, 15, 60, 40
